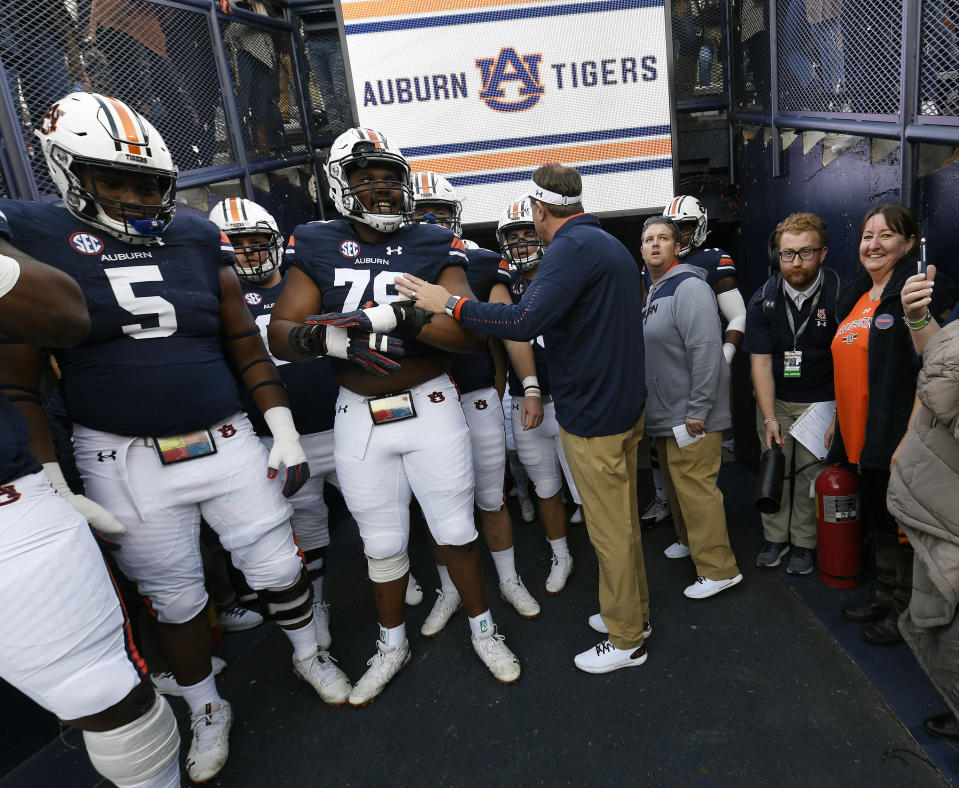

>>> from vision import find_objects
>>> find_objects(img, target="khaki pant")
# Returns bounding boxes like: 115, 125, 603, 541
754, 400, 820, 549
657, 432, 739, 581
560, 416, 648, 650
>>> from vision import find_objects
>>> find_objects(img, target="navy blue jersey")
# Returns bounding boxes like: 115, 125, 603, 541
505, 271, 553, 398
0, 200, 243, 436
286, 219, 468, 375
0, 391, 42, 485
449, 246, 511, 395
242, 275, 338, 436
643, 246, 735, 290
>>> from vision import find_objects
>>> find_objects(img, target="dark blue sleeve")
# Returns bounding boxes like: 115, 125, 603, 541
741, 287, 773, 354
947, 298, 959, 325
458, 275, 577, 341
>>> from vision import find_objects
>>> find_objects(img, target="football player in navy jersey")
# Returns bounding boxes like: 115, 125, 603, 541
0, 246, 182, 788
640, 196, 748, 530
410, 173, 542, 633
0, 92, 352, 783
495, 198, 580, 595
269, 128, 521, 705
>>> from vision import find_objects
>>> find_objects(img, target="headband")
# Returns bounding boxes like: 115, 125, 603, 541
527, 180, 582, 206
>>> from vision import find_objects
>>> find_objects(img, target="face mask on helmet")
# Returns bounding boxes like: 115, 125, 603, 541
663, 195, 708, 258
36, 92, 177, 246
411, 171, 463, 237
325, 128, 412, 233
497, 198, 543, 271
210, 197, 283, 284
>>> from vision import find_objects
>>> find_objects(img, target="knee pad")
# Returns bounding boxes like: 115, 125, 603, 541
150, 586, 208, 626
83, 694, 179, 787
367, 550, 410, 583
260, 567, 313, 629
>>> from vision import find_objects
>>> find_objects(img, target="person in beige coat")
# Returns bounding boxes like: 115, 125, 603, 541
887, 319, 959, 741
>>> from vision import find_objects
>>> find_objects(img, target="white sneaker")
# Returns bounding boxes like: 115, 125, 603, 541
348, 639, 411, 707
405, 574, 423, 606
574, 640, 647, 674
313, 601, 332, 650
664, 542, 691, 559
684, 574, 743, 599
218, 605, 263, 633
186, 700, 232, 783
641, 496, 670, 528
518, 496, 535, 523
545, 554, 574, 594
587, 614, 652, 639
151, 656, 227, 697
570, 506, 584, 524
499, 576, 541, 619
420, 589, 463, 637
471, 626, 521, 684
293, 648, 352, 706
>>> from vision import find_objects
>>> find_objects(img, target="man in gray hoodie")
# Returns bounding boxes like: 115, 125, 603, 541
641, 216, 742, 599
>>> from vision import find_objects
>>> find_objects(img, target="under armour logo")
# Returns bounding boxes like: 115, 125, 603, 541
0, 484, 21, 506
428, 391, 445, 403
97, 450, 117, 462
337, 404, 349, 413
474, 399, 488, 410
218, 424, 237, 438
386, 246, 402, 255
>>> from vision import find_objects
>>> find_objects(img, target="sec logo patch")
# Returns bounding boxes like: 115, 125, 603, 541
339, 240, 360, 257
70, 232, 104, 255
244, 292, 263, 306
873, 313, 895, 330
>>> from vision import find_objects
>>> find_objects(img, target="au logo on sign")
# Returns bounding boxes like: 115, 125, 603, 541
476, 48, 544, 112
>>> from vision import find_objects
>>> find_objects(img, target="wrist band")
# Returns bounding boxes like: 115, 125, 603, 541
904, 308, 932, 331
0, 254, 22, 299
763, 416, 778, 425
522, 375, 539, 390
524, 387, 542, 399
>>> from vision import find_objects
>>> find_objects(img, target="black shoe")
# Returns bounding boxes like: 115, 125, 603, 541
860, 612, 903, 646
924, 712, 959, 741
842, 590, 893, 623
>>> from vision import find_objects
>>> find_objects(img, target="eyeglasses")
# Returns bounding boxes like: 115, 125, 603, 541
642, 215, 678, 230
778, 247, 824, 262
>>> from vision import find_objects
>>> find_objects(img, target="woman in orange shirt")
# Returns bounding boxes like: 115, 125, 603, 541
830, 204, 958, 645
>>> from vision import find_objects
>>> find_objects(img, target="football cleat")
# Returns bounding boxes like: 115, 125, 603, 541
499, 576, 541, 619
293, 648, 352, 706
186, 700, 232, 784
472, 626, 521, 684
348, 639, 412, 707
420, 589, 463, 637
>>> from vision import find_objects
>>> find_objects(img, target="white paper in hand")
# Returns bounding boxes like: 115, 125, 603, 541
673, 424, 707, 448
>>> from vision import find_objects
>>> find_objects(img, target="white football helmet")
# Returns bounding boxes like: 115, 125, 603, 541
496, 198, 543, 272
210, 197, 283, 284
411, 170, 462, 237
325, 127, 412, 233
663, 195, 708, 258
35, 92, 177, 245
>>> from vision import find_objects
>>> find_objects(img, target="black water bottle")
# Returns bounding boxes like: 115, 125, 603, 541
755, 445, 785, 514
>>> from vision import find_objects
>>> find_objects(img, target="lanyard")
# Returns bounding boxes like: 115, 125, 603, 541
783, 279, 822, 351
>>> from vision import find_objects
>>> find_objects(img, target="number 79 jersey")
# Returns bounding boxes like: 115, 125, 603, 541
0, 199, 242, 437
286, 218, 468, 372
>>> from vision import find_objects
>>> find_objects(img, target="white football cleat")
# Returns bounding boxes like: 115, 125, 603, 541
420, 589, 463, 637
664, 542, 691, 559
472, 626, 521, 684
293, 648, 352, 706
499, 576, 541, 619
218, 605, 263, 633
186, 700, 232, 784
545, 554, 574, 594
349, 639, 411, 707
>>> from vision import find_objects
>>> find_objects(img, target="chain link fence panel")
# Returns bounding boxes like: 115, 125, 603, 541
776, 0, 899, 116
672, 0, 727, 101
919, 0, 959, 117
219, 12, 307, 161
300, 25, 352, 144
729, 0, 771, 110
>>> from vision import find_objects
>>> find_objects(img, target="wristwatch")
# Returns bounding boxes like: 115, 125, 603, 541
445, 295, 463, 318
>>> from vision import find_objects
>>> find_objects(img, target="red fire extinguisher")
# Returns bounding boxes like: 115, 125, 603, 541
815, 465, 861, 588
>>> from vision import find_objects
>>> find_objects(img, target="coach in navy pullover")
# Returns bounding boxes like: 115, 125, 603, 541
396, 164, 651, 675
